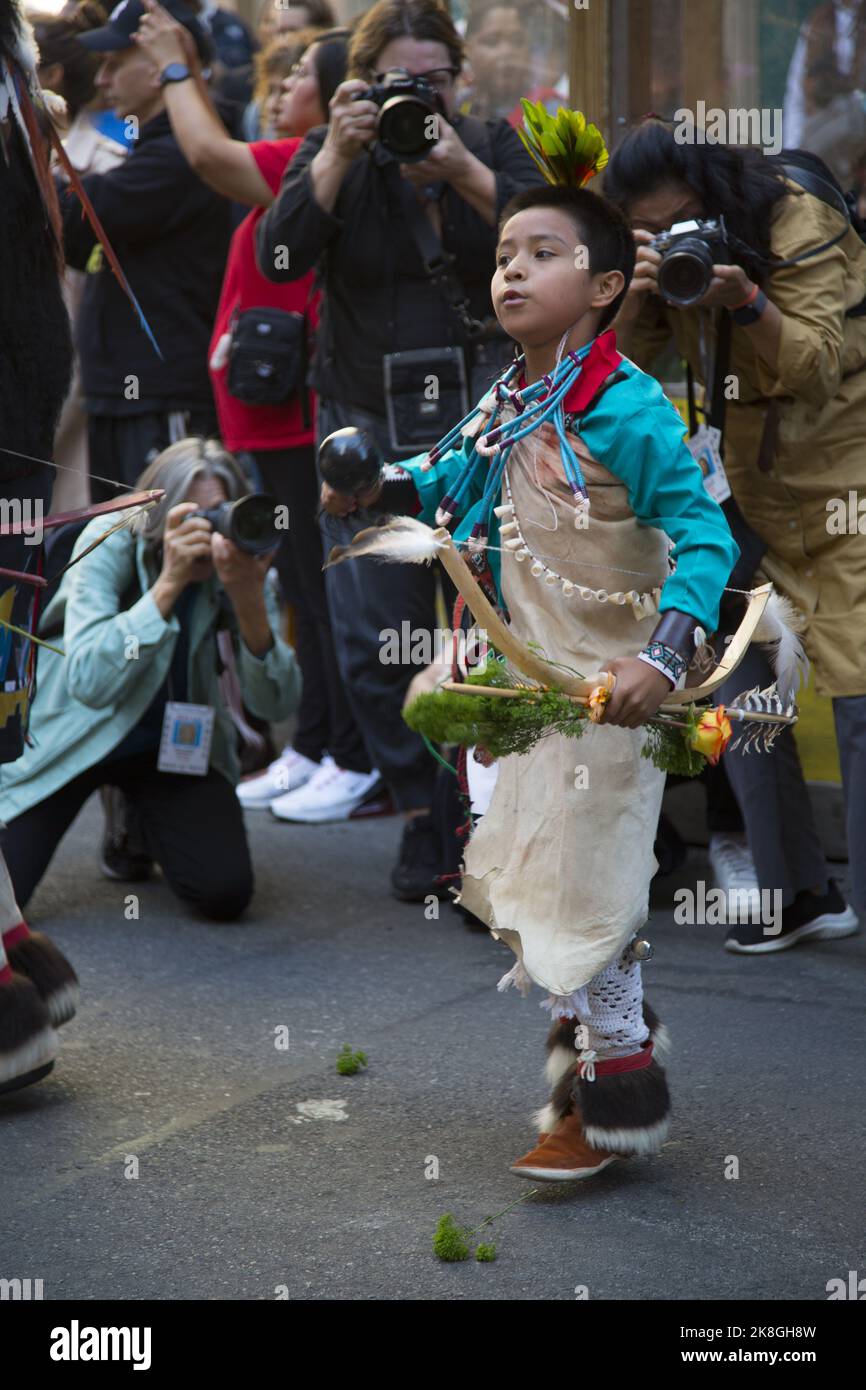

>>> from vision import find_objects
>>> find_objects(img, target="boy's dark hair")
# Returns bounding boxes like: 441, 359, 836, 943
499, 184, 636, 333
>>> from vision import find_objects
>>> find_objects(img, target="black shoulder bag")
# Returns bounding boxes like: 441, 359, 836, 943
379, 155, 514, 452
227, 296, 312, 426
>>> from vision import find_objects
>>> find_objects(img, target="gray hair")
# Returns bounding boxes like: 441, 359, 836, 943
133, 438, 249, 547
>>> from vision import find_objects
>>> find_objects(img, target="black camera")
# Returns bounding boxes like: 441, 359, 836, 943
352, 68, 444, 162
650, 218, 730, 307
193, 494, 280, 556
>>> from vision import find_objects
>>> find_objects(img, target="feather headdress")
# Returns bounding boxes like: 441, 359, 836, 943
516, 99, 609, 188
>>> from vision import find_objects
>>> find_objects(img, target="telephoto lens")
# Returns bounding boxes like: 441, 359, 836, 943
195, 495, 280, 555
351, 69, 442, 162
318, 428, 383, 497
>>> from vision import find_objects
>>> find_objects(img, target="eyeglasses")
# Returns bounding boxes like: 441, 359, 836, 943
374, 66, 459, 92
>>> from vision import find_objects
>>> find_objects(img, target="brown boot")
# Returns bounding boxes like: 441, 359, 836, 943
510, 1112, 618, 1181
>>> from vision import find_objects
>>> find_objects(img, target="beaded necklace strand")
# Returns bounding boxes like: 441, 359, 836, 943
421, 340, 596, 550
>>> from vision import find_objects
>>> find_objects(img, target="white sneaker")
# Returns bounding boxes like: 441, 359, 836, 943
270, 757, 381, 823
237, 747, 320, 808
708, 831, 761, 920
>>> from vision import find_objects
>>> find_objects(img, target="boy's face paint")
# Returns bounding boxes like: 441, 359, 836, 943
492, 207, 622, 351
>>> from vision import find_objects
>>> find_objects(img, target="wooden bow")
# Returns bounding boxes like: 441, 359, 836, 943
432, 527, 772, 710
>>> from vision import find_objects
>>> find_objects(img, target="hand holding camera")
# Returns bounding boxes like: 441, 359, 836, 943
397, 117, 468, 190
324, 80, 380, 163
159, 502, 215, 595
622, 222, 756, 318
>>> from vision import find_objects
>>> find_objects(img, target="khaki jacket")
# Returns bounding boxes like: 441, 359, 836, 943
623, 180, 866, 696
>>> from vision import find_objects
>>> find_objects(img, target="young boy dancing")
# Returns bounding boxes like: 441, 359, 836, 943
321, 136, 739, 1180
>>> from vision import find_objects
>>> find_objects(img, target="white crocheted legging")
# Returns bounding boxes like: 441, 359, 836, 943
546, 944, 650, 1060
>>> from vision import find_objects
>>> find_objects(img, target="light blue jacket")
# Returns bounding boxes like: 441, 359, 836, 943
0, 518, 300, 822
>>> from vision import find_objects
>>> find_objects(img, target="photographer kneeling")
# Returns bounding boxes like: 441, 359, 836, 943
0, 439, 300, 922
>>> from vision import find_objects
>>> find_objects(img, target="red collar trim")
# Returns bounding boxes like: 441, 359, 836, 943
516, 330, 623, 417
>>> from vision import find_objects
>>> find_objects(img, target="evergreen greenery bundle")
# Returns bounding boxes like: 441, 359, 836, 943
403, 661, 711, 777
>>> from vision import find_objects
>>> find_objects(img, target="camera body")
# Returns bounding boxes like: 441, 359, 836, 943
650, 217, 730, 306
192, 494, 279, 556
352, 68, 444, 162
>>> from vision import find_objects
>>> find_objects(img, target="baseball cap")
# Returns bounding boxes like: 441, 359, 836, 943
77, 0, 213, 65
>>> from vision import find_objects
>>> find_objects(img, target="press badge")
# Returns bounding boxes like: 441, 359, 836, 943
158, 702, 215, 776
687, 424, 731, 504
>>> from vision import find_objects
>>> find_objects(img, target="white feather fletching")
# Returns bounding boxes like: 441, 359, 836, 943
325, 515, 445, 568
753, 590, 809, 703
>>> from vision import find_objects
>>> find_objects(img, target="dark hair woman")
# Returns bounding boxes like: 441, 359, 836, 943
605, 118, 866, 951
31, 1, 108, 121
254, 0, 541, 900
134, 11, 378, 822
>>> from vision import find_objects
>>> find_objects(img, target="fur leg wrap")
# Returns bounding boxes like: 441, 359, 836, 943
578, 1044, 671, 1155
0, 970, 58, 1092
534, 1004, 671, 1134
4, 926, 79, 1027
533, 1016, 582, 1133
642, 1000, 672, 1060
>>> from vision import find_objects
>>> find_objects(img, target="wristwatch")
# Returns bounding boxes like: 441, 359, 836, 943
159, 62, 192, 86
731, 287, 768, 326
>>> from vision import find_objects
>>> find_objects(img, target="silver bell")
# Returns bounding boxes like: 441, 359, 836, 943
631, 937, 654, 962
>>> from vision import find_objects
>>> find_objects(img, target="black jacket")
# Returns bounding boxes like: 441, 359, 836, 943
0, 119, 72, 480
59, 111, 231, 414
255, 115, 541, 416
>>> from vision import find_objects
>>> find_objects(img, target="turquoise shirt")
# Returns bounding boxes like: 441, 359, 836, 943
0, 517, 301, 822
401, 358, 739, 635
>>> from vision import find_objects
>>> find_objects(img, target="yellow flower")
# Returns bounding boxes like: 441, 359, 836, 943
588, 681, 612, 723
690, 706, 733, 765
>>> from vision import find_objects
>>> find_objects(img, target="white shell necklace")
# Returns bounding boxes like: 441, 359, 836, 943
495, 465, 663, 623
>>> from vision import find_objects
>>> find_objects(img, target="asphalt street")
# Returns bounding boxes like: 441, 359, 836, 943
2, 794, 863, 1301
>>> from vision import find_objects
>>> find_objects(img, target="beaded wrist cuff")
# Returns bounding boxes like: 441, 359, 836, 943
638, 641, 688, 688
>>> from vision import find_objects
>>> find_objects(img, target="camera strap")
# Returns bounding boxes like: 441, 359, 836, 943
687, 310, 769, 587
380, 160, 501, 345
686, 308, 731, 437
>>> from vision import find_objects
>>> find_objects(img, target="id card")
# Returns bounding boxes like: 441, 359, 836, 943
158, 702, 215, 776
687, 424, 731, 504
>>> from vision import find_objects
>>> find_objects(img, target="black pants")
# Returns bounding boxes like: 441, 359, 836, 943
713, 643, 828, 907
248, 445, 370, 773
0, 752, 253, 921
316, 397, 440, 812
88, 409, 218, 503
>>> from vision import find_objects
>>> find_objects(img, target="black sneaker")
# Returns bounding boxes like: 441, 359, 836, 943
390, 814, 449, 902
725, 880, 859, 954
99, 788, 153, 883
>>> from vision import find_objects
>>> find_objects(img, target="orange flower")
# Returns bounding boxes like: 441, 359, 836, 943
588, 681, 613, 724
690, 705, 733, 765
